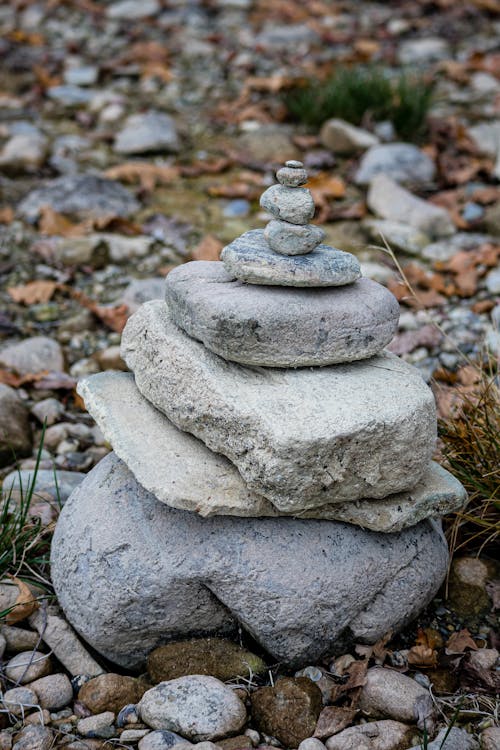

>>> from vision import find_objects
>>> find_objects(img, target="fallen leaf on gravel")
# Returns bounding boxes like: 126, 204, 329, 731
5, 577, 39, 625
104, 162, 179, 191
314, 706, 357, 739
191, 234, 223, 261
445, 629, 478, 654
0, 206, 14, 223
0, 369, 48, 388
388, 324, 442, 356
407, 644, 438, 668
8, 280, 58, 305
61, 285, 129, 333
38, 205, 89, 237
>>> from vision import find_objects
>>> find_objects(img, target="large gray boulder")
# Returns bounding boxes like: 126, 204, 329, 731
165, 262, 399, 367
121, 301, 437, 512
51, 453, 449, 669
77, 372, 466, 532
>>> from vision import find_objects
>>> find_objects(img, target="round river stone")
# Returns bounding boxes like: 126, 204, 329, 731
221, 229, 361, 286
264, 219, 325, 255
166, 261, 399, 366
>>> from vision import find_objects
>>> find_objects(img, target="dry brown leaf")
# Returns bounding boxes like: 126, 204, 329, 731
407, 644, 438, 668
104, 162, 179, 192
191, 235, 223, 262
60, 284, 129, 333
8, 280, 58, 306
314, 706, 357, 739
0, 206, 14, 224
5, 577, 39, 625
445, 629, 479, 655
38, 205, 89, 237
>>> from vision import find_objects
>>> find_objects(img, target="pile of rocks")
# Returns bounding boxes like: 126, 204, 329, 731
51, 162, 466, 671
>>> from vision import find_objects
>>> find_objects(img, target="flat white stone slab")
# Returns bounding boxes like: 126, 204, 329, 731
51, 452, 449, 669
78, 372, 466, 532
166, 262, 399, 367
121, 301, 437, 512
221, 229, 361, 286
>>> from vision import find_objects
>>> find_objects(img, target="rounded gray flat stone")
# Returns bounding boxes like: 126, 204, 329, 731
264, 219, 325, 255
51, 452, 449, 669
122, 301, 437, 512
165, 262, 399, 366
221, 229, 361, 286
260, 184, 314, 224
77, 371, 467, 531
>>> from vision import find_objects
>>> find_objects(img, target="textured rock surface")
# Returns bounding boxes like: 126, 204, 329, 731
0, 336, 64, 375
250, 678, 322, 747
221, 229, 361, 287
3, 469, 84, 504
165, 262, 399, 366
406, 727, 478, 750
320, 118, 379, 154
138, 676, 247, 740
355, 143, 436, 186
147, 638, 266, 683
18, 174, 139, 222
78, 673, 146, 714
122, 302, 437, 511
79, 373, 465, 530
0, 384, 32, 467
29, 674, 73, 711
260, 184, 315, 224
325, 720, 414, 750
4, 651, 51, 684
51, 454, 449, 669
367, 175, 454, 239
264, 219, 325, 255
359, 668, 430, 722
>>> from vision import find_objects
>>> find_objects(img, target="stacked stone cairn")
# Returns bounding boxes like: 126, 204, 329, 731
51, 161, 467, 671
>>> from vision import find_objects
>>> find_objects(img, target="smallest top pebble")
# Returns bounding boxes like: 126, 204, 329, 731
277, 160, 308, 187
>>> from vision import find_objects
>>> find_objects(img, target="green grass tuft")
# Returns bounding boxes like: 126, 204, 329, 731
284, 65, 435, 141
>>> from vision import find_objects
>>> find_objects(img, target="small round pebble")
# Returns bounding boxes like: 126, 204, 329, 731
285, 160, 304, 168
29, 673, 73, 711
264, 219, 324, 255
260, 185, 314, 225
139, 731, 194, 750
244, 729, 260, 747
117, 703, 141, 726
1, 687, 39, 717
5, 651, 52, 685
298, 740, 326, 750
276, 166, 308, 188
77, 711, 116, 739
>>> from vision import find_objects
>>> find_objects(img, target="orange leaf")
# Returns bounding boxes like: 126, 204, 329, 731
307, 172, 346, 200
407, 644, 438, 668
8, 280, 58, 305
104, 162, 179, 192
38, 205, 89, 237
191, 235, 223, 262
445, 629, 478, 654
5, 577, 39, 625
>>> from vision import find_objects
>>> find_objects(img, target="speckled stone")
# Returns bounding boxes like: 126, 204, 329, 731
276, 163, 308, 187
221, 229, 361, 286
264, 219, 325, 255
165, 262, 397, 366
260, 184, 314, 224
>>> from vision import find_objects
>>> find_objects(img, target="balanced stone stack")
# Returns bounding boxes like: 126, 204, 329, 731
51, 162, 466, 671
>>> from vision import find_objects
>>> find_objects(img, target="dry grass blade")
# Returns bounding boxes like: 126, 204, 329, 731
438, 363, 500, 556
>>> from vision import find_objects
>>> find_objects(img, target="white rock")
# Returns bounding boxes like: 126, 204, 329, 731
94, 233, 154, 262
355, 143, 435, 186
325, 720, 413, 750
320, 119, 379, 154
0, 133, 48, 172
485, 268, 500, 295
28, 607, 104, 677
120, 729, 151, 742
107, 0, 160, 19
364, 220, 429, 256
138, 676, 246, 741
4, 651, 51, 684
122, 301, 437, 512
398, 37, 450, 64
114, 112, 179, 155
77, 711, 115, 738
78, 372, 465, 531
1, 687, 39, 717
51, 453, 449, 669
0, 337, 64, 375
359, 667, 430, 723
28, 673, 73, 710
299, 739, 326, 750
367, 174, 455, 239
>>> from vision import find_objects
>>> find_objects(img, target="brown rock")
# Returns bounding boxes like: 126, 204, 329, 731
448, 557, 498, 617
250, 677, 322, 748
147, 638, 266, 683
325, 720, 414, 750
218, 737, 253, 750
11, 725, 53, 750
78, 673, 146, 714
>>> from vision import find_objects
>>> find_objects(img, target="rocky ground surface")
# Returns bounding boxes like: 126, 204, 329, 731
0, 0, 499, 748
